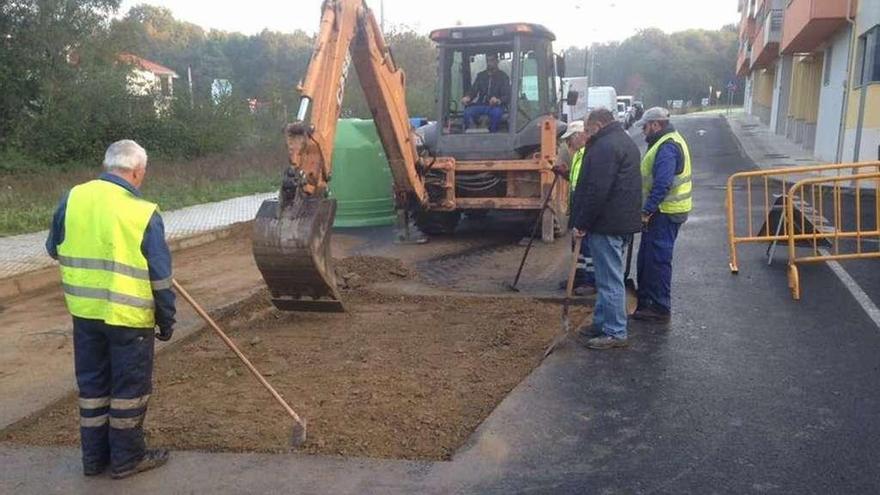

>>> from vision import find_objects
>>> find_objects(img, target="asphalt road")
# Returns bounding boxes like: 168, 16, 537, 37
475, 115, 880, 493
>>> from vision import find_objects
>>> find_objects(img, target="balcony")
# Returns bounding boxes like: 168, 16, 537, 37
781, 0, 854, 54
737, 46, 752, 77
751, 8, 783, 69
740, 16, 756, 41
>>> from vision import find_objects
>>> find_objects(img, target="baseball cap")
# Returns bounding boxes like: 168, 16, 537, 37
560, 120, 585, 140
635, 107, 670, 128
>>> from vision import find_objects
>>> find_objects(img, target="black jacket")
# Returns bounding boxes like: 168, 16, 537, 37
570, 121, 642, 235
467, 69, 511, 107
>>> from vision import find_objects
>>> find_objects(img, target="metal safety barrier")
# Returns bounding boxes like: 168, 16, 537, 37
726, 162, 880, 299
785, 172, 880, 299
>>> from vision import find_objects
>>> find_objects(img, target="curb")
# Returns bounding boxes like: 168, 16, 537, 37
719, 114, 757, 169
0, 222, 249, 303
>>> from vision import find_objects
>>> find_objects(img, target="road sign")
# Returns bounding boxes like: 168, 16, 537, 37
726, 80, 737, 92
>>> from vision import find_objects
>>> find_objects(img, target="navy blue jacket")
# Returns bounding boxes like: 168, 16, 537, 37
45, 173, 176, 330
571, 121, 643, 235
642, 125, 685, 215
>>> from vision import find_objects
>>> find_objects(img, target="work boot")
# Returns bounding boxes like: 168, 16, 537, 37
631, 305, 671, 324
83, 463, 108, 477
585, 335, 629, 350
573, 284, 597, 297
574, 325, 603, 346
110, 449, 170, 480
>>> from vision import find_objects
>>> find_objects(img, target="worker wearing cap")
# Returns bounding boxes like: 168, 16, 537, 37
45, 140, 175, 479
633, 107, 693, 323
553, 120, 595, 294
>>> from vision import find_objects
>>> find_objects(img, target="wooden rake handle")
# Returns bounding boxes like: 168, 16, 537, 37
566, 236, 583, 299
171, 279, 305, 429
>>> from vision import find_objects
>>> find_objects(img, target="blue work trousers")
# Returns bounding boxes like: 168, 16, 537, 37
589, 233, 629, 339
572, 235, 595, 287
464, 105, 504, 132
73, 317, 154, 473
636, 213, 682, 313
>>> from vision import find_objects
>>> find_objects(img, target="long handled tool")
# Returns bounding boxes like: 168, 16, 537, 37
172, 279, 307, 447
624, 234, 636, 292
544, 235, 582, 358
508, 173, 561, 292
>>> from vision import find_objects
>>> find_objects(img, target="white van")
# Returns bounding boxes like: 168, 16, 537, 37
587, 86, 617, 114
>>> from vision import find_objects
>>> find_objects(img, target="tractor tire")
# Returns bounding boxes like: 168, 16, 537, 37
414, 210, 461, 236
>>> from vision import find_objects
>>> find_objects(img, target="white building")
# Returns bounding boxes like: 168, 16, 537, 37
118, 52, 178, 109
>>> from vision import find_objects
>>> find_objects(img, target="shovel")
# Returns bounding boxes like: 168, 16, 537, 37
172, 279, 307, 448
544, 235, 582, 358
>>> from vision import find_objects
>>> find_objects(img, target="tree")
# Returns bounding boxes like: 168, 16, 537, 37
0, 0, 122, 146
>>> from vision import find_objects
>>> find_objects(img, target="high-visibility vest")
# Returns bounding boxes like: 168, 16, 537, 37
641, 131, 693, 214
569, 147, 585, 194
57, 179, 158, 328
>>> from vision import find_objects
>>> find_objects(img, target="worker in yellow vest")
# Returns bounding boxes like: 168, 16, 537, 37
633, 107, 693, 323
553, 120, 595, 295
45, 140, 175, 479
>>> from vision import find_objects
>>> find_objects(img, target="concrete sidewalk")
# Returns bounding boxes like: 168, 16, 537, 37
725, 110, 822, 169
0, 192, 275, 280
725, 111, 878, 191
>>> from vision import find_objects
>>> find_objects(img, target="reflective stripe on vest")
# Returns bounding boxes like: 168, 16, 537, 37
57, 180, 158, 328
569, 147, 585, 194
641, 131, 693, 214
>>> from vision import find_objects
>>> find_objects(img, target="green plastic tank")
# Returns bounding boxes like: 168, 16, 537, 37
329, 119, 397, 228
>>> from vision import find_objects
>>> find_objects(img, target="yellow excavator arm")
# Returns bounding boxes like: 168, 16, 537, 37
253, 0, 428, 312
286, 0, 427, 202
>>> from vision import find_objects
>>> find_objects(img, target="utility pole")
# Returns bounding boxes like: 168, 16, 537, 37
589, 43, 596, 84
187, 66, 194, 108
380, 0, 385, 33
583, 46, 588, 77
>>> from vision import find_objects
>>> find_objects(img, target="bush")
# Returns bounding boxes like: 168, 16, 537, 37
7, 63, 279, 169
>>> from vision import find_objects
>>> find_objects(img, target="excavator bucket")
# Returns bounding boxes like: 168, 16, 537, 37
252, 197, 344, 312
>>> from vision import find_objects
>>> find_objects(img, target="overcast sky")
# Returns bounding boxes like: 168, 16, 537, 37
117, 0, 739, 48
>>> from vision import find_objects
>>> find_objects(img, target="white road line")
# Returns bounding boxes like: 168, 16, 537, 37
820, 248, 880, 329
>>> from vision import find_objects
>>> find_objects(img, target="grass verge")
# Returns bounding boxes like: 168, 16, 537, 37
0, 146, 286, 237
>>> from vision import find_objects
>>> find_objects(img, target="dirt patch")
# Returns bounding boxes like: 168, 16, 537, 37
2, 256, 591, 461
334, 256, 415, 290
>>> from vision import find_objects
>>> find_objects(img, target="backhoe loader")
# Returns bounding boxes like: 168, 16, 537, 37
252, 0, 572, 311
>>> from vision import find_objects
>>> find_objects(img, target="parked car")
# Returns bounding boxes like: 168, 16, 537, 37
617, 102, 627, 122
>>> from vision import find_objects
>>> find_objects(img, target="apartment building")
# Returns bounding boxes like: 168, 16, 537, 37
737, 0, 879, 163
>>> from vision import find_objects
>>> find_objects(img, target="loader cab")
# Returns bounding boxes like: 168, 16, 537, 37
427, 23, 563, 161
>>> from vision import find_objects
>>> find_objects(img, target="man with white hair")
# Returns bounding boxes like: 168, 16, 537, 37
553, 120, 596, 294
46, 139, 175, 479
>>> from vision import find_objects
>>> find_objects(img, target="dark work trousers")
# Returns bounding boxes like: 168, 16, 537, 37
572, 234, 595, 287
636, 213, 682, 314
73, 317, 154, 472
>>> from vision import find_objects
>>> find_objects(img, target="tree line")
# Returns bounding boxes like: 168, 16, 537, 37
562, 26, 741, 107
0, 1, 737, 170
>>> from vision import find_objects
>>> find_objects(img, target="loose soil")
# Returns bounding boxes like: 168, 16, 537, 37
2, 255, 592, 461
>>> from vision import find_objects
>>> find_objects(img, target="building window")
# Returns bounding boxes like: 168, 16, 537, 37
823, 45, 833, 86
857, 26, 880, 85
